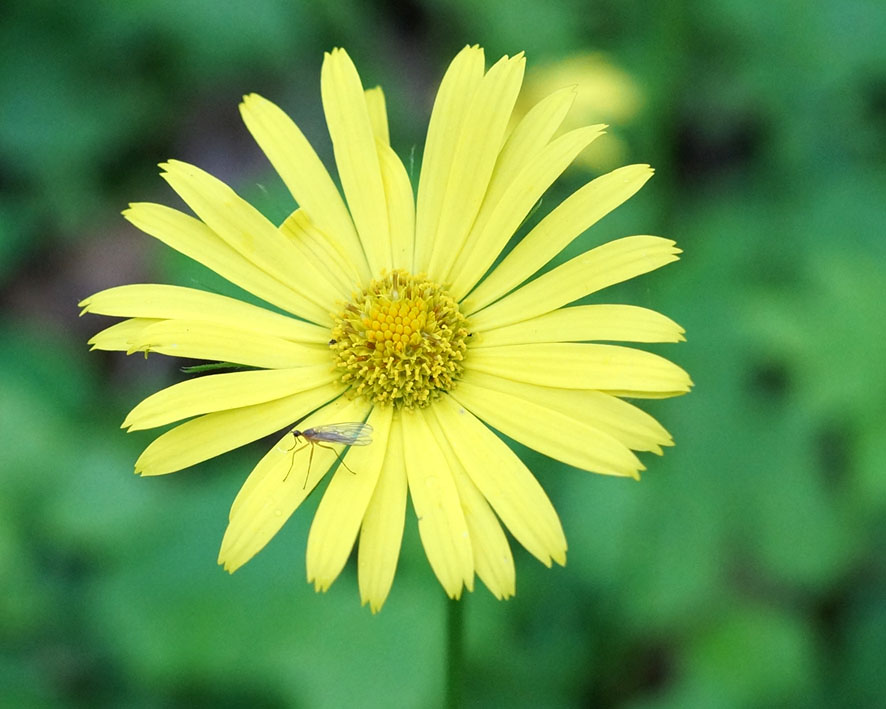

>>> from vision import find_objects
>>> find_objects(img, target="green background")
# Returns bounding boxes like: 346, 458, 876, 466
2, 1, 884, 706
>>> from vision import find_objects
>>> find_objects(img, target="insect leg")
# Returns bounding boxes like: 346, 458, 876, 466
314, 442, 358, 475
302, 441, 316, 489
282, 441, 311, 482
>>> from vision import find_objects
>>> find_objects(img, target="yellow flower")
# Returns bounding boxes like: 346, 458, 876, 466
80, 46, 690, 612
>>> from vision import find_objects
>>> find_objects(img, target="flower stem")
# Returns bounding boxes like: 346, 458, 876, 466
446, 596, 464, 708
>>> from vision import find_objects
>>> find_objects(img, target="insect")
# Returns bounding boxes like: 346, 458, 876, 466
280, 422, 374, 488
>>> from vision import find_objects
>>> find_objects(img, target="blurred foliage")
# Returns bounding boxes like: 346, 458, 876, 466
1, 0, 885, 707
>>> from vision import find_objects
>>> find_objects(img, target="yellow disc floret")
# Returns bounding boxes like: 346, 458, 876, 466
330, 270, 469, 408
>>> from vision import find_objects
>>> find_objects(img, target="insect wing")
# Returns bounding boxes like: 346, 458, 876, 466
303, 422, 374, 446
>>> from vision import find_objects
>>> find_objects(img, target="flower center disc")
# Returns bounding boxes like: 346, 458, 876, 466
330, 270, 468, 408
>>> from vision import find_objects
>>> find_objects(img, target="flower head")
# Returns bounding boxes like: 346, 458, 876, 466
80, 46, 691, 612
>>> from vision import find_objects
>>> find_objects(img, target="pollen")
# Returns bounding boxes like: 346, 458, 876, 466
330, 270, 469, 408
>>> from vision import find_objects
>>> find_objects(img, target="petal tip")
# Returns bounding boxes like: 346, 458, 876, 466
121, 204, 139, 221
361, 594, 386, 614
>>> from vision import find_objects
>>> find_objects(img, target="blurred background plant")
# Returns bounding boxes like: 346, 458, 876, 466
518, 51, 643, 172
1, 0, 884, 706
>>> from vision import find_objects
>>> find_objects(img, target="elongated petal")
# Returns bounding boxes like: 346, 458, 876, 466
377, 140, 415, 272
463, 165, 655, 314
359, 411, 408, 612
448, 124, 606, 299
123, 365, 337, 431
468, 235, 681, 331
307, 405, 393, 591
414, 45, 486, 271
126, 320, 331, 369
279, 210, 364, 296
432, 394, 566, 566
473, 304, 685, 348
402, 408, 474, 598
160, 160, 335, 324
88, 318, 160, 351
321, 48, 390, 275
451, 378, 643, 478
425, 409, 515, 599
135, 382, 342, 476
461, 370, 673, 454
124, 203, 315, 319
481, 86, 578, 211
238, 93, 369, 280
467, 342, 692, 398
426, 53, 525, 281
219, 395, 371, 572
79, 284, 328, 344
364, 87, 389, 145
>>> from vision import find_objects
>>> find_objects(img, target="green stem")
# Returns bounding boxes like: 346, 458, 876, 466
446, 597, 464, 708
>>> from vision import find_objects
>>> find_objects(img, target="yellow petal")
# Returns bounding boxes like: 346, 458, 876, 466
79, 284, 328, 344
279, 209, 365, 296
88, 318, 160, 351
358, 410, 408, 613
481, 86, 578, 210
461, 369, 673, 455
123, 365, 337, 431
467, 342, 693, 398
468, 235, 681, 331
425, 408, 515, 599
463, 165, 655, 314
414, 45, 486, 271
159, 160, 335, 324
451, 378, 643, 478
321, 48, 390, 276
135, 382, 342, 476
124, 203, 315, 319
364, 86, 389, 145
431, 394, 566, 566
125, 319, 331, 369
448, 124, 606, 299
219, 395, 371, 572
238, 93, 369, 280
307, 405, 393, 592
426, 53, 526, 281
472, 304, 685, 347
402, 408, 474, 598
377, 140, 415, 272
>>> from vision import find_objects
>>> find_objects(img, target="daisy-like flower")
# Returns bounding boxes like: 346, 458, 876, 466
80, 46, 690, 612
